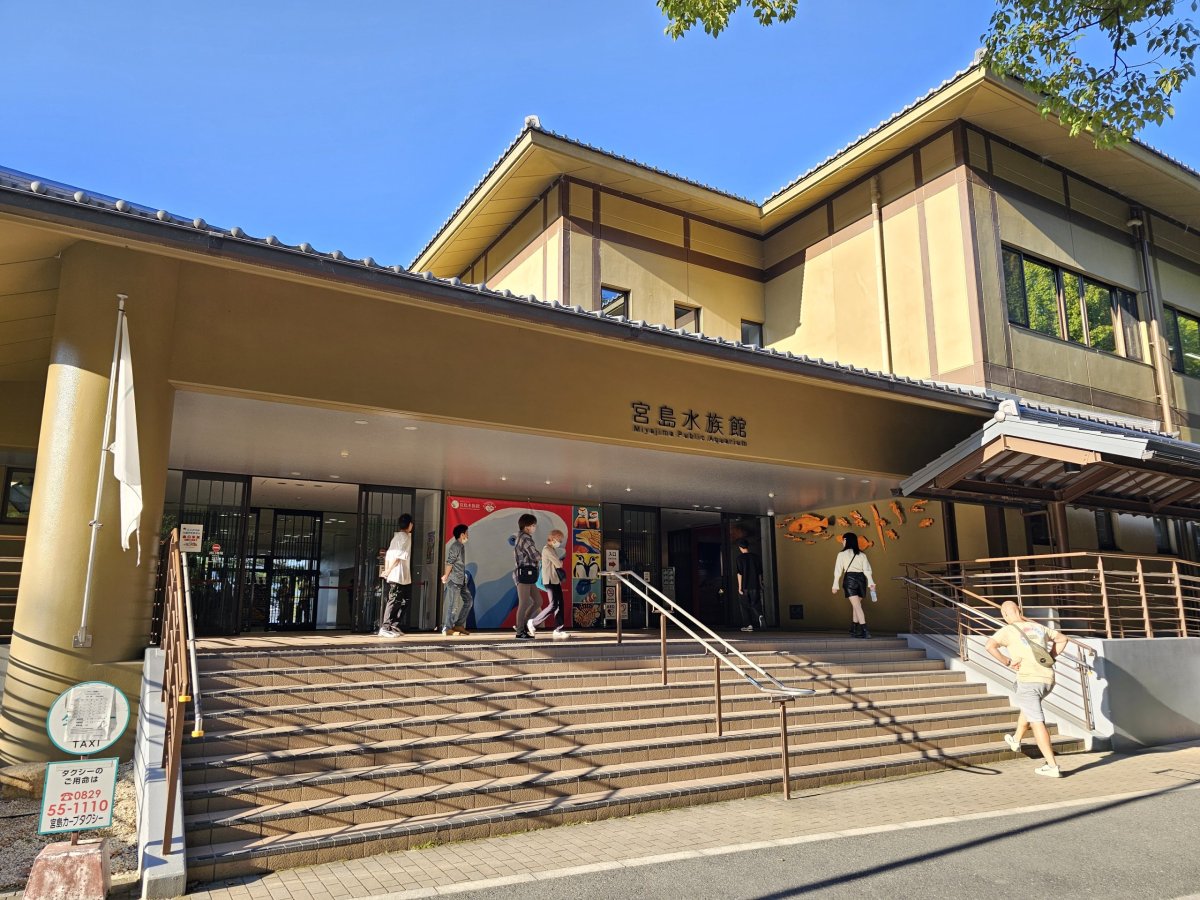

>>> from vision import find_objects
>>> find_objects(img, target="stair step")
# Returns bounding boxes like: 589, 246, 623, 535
182, 712, 1031, 814
184, 734, 1084, 882
184, 722, 1035, 842
200, 672, 971, 721
186, 684, 993, 755
195, 638, 916, 672
200, 657, 947, 696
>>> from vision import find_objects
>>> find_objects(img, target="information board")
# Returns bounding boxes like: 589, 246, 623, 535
46, 681, 130, 756
38, 757, 118, 835
179, 523, 204, 553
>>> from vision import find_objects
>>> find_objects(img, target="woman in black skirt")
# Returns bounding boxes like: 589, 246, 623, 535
831, 532, 875, 639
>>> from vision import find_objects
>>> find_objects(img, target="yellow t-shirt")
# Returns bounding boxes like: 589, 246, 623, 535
992, 622, 1060, 685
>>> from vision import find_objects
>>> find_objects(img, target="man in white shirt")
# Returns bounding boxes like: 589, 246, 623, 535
379, 514, 414, 637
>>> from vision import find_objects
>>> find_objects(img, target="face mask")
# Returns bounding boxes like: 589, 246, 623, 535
550, 540, 560, 548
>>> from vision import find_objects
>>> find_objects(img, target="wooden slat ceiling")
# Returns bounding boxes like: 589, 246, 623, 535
914, 440, 1200, 518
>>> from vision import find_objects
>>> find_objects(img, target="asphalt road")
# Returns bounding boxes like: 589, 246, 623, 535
444, 785, 1200, 900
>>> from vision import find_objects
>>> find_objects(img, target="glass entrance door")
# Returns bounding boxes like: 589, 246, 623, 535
266, 510, 322, 630
352, 486, 415, 633
723, 513, 778, 628
178, 472, 251, 636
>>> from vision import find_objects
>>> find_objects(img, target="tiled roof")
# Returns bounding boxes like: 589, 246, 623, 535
408, 124, 756, 269
0, 162, 1182, 445
764, 65, 980, 203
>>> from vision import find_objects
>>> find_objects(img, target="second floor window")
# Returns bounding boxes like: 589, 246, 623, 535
741, 319, 764, 348
601, 286, 629, 318
1163, 306, 1200, 377
1003, 247, 1142, 361
674, 305, 699, 333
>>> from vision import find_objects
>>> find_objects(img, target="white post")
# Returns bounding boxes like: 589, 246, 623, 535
75, 295, 127, 649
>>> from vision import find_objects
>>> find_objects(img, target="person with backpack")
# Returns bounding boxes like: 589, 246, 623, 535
985, 600, 1070, 778
831, 532, 875, 639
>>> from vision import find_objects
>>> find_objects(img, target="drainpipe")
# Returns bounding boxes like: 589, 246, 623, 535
871, 177, 894, 373
1130, 207, 1177, 434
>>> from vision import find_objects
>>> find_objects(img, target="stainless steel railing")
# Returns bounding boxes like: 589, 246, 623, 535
604, 570, 814, 798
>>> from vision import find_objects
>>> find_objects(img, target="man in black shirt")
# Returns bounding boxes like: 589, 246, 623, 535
735, 539, 766, 632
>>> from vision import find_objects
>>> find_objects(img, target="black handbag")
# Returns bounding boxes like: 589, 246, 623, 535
517, 564, 539, 585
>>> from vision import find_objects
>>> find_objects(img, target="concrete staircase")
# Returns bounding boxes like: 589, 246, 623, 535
182, 634, 1082, 882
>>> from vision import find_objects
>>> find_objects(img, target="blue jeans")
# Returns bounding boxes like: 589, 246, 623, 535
442, 581, 472, 630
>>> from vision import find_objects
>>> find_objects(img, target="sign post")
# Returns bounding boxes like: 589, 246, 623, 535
40, 682, 130, 847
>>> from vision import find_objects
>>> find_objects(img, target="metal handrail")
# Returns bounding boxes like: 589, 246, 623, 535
898, 574, 1096, 732
906, 551, 1199, 639
604, 570, 813, 799
159, 528, 204, 855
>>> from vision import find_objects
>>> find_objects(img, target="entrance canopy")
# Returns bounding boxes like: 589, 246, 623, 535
899, 401, 1200, 518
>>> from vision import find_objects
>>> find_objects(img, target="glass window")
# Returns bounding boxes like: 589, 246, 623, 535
1062, 271, 1085, 344
1164, 307, 1182, 371
1023, 257, 1062, 339
600, 286, 628, 318
2, 469, 34, 522
1094, 511, 1118, 551
1003, 249, 1028, 327
1176, 308, 1200, 377
1082, 278, 1116, 352
741, 320, 764, 347
1004, 246, 1141, 361
1117, 291, 1142, 361
674, 305, 699, 333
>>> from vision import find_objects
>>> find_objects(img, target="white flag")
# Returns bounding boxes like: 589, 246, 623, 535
112, 314, 142, 565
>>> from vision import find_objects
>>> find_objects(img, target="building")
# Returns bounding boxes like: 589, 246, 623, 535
2, 63, 1199, 762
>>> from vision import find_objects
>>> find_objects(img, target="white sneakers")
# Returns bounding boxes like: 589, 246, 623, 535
377, 626, 403, 638
527, 619, 538, 636
1003, 734, 1021, 752
1034, 763, 1062, 778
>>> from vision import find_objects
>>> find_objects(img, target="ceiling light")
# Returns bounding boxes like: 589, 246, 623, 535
330, 475, 341, 479
545, 480, 552, 485
340, 450, 350, 458
693, 504, 700, 508
625, 487, 632, 492
860, 479, 871, 484
768, 492, 775, 498
586, 483, 593, 489
290, 471, 302, 476
500, 476, 507, 481
835, 476, 846, 481
354, 420, 368, 425
715, 506, 722, 510
403, 425, 419, 431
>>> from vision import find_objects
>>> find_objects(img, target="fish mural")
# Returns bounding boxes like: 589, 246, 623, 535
777, 499, 937, 551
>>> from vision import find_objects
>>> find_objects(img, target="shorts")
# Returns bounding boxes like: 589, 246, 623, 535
1015, 680, 1053, 723
842, 572, 868, 599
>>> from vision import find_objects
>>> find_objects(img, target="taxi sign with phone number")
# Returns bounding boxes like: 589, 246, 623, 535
38, 757, 118, 834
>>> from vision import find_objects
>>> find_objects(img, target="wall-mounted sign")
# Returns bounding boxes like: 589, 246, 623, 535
630, 401, 748, 447
179, 524, 204, 553
46, 682, 130, 756
605, 549, 620, 572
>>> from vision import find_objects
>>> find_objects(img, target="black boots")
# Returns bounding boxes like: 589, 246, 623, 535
850, 622, 871, 639
849, 622, 859, 637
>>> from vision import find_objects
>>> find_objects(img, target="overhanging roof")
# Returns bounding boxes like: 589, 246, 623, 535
414, 65, 1200, 277
901, 404, 1200, 518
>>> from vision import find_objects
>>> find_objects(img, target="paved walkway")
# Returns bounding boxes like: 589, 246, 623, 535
187, 740, 1200, 900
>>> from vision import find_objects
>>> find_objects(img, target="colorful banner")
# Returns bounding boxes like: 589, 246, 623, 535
444, 496, 571, 629
570, 505, 602, 627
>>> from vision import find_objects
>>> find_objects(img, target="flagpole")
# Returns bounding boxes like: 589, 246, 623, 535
74, 294, 127, 650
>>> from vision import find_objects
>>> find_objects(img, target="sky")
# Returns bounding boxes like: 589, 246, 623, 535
2, 1, 1197, 266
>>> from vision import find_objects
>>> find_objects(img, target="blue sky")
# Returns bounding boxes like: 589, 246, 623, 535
2, 1, 1196, 265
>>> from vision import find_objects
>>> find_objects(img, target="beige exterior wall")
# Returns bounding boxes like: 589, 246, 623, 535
775, 497, 951, 632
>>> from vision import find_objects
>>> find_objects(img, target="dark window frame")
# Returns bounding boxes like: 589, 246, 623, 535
741, 319, 764, 348
1163, 305, 1200, 378
1002, 246, 1142, 361
600, 285, 629, 319
673, 304, 700, 333
1094, 510, 1119, 552
1, 467, 34, 524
